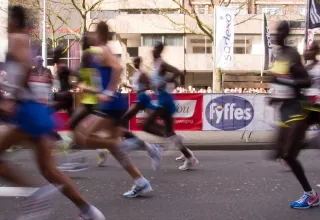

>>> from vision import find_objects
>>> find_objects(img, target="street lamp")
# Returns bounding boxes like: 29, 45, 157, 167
42, 0, 47, 67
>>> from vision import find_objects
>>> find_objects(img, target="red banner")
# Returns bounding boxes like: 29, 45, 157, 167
129, 93, 203, 131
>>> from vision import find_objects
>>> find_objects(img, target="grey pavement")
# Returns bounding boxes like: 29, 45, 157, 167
1, 150, 320, 219
59, 130, 319, 150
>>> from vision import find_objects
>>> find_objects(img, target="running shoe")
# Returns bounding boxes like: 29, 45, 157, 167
57, 157, 89, 172
290, 192, 320, 209
97, 150, 108, 167
175, 149, 194, 162
123, 181, 153, 198
78, 205, 106, 220
17, 184, 60, 220
148, 144, 162, 170
179, 157, 199, 171
175, 154, 186, 161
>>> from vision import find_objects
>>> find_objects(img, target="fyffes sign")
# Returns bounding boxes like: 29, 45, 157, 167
205, 95, 254, 130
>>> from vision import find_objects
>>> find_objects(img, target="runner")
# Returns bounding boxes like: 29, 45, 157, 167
73, 21, 152, 198
57, 32, 108, 172
0, 6, 105, 219
268, 21, 319, 209
119, 56, 162, 170
142, 42, 198, 170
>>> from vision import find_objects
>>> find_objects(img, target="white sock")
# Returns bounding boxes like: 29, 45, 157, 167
96, 149, 103, 154
305, 190, 316, 196
134, 177, 148, 187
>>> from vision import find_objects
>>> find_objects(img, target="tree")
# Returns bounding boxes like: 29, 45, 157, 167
151, 0, 258, 92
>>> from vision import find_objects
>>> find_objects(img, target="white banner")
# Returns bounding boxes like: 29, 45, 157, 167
202, 94, 277, 131
215, 6, 235, 68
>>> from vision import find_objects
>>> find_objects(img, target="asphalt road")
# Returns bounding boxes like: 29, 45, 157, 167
1, 150, 320, 220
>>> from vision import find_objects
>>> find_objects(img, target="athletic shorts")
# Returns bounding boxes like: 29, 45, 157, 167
93, 109, 126, 125
15, 100, 55, 137
278, 99, 307, 127
135, 92, 156, 110
157, 90, 176, 115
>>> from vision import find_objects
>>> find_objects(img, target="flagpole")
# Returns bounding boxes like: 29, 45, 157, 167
261, 13, 264, 77
305, 0, 310, 49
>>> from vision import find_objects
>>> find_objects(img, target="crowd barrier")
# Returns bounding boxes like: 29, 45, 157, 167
54, 93, 320, 138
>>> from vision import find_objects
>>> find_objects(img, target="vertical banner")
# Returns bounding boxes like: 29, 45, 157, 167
308, 28, 315, 48
263, 14, 273, 70
129, 93, 203, 131
215, 6, 235, 68
308, 0, 320, 29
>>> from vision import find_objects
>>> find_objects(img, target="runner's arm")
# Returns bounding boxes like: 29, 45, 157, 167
103, 47, 123, 94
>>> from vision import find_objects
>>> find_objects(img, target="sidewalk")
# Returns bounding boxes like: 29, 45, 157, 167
58, 130, 299, 150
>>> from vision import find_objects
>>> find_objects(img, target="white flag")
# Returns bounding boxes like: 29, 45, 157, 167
215, 6, 235, 68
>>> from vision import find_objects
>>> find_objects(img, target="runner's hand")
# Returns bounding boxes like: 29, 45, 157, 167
0, 99, 16, 116
97, 94, 110, 103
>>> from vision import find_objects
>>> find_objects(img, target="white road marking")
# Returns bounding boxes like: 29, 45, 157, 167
0, 187, 39, 197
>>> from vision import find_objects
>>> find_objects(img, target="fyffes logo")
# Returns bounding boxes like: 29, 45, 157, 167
205, 95, 254, 130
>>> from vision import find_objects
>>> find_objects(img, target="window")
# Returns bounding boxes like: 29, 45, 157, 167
229, 4, 248, 15
127, 47, 139, 57
90, 10, 118, 19
297, 6, 306, 16
164, 35, 183, 46
46, 39, 80, 70
258, 5, 282, 15
192, 47, 212, 54
234, 47, 245, 54
142, 35, 162, 46
195, 5, 208, 14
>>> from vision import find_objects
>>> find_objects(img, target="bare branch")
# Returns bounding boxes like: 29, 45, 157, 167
71, 0, 84, 18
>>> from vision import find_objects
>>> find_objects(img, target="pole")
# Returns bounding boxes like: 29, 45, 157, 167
212, 6, 216, 91
261, 13, 264, 77
305, 0, 310, 47
42, 0, 47, 67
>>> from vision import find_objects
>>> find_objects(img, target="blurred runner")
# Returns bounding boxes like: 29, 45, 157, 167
0, 6, 105, 219
268, 21, 319, 209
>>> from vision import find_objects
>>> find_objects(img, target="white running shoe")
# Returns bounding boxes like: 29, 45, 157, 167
175, 154, 186, 161
58, 157, 89, 172
179, 157, 199, 171
78, 205, 106, 220
17, 184, 60, 220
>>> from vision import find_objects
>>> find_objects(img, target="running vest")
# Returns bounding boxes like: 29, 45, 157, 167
269, 61, 296, 99
130, 69, 148, 92
151, 58, 175, 93
303, 61, 320, 104
28, 68, 52, 104
79, 48, 102, 105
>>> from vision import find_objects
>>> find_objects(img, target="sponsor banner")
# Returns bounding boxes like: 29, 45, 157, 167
203, 94, 276, 131
129, 93, 203, 131
215, 6, 235, 68
263, 14, 274, 70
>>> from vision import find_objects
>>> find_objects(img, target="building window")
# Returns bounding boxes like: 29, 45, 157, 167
195, 5, 208, 14
234, 47, 245, 54
127, 47, 139, 57
90, 10, 118, 19
46, 39, 80, 70
192, 47, 212, 54
258, 5, 282, 15
164, 35, 183, 46
142, 35, 162, 46
297, 6, 306, 16
229, 4, 248, 15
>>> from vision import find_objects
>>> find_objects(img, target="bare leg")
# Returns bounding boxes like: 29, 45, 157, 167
33, 136, 88, 208
0, 126, 37, 186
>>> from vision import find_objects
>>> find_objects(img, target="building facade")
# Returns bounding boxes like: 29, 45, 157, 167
88, 0, 310, 88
